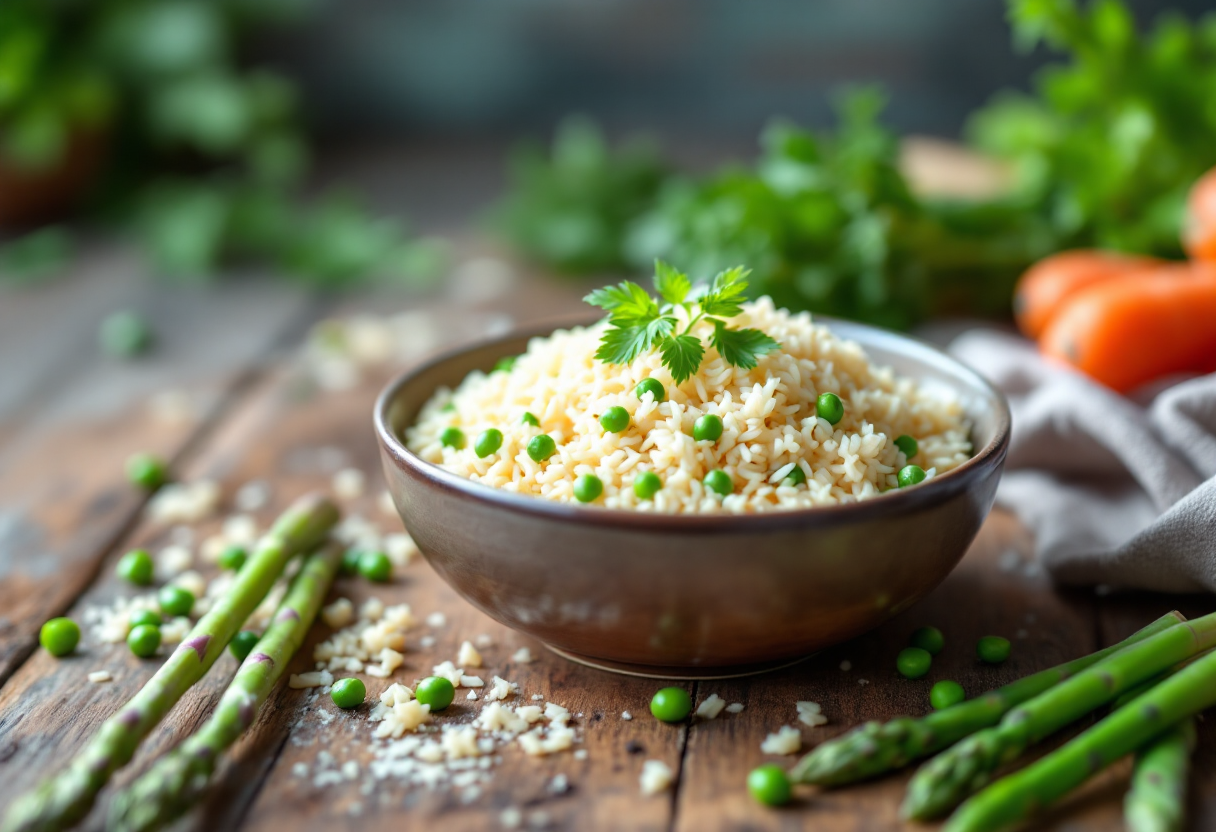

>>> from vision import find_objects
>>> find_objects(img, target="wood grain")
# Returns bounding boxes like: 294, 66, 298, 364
673, 511, 1101, 832
0, 363, 335, 830
2, 256, 1213, 830
0, 262, 320, 684
0, 393, 212, 685
196, 295, 684, 832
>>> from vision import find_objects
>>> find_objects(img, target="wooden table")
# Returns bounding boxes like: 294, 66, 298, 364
1, 245, 1213, 832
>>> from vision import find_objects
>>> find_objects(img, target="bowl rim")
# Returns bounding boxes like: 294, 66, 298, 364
374, 313, 1010, 532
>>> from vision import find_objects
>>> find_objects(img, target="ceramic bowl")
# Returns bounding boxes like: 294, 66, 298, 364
375, 317, 1010, 678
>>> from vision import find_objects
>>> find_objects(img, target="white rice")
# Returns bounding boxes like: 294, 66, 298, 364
406, 298, 970, 514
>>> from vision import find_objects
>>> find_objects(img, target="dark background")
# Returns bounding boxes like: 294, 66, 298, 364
263, 0, 1213, 144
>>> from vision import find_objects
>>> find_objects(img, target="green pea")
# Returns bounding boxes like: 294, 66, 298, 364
633, 471, 662, 500
930, 680, 966, 710
127, 624, 162, 658
218, 545, 247, 572
415, 675, 455, 710
493, 356, 517, 373
784, 465, 806, 486
158, 585, 195, 618
747, 764, 792, 807
126, 453, 168, 491
440, 427, 466, 449
816, 392, 844, 425
474, 428, 503, 458
704, 469, 733, 497
635, 378, 666, 402
896, 647, 932, 679
358, 551, 393, 583
977, 636, 1011, 664
599, 406, 630, 433
527, 434, 557, 462
894, 434, 918, 459
898, 465, 927, 488
650, 686, 692, 723
331, 677, 366, 709
910, 626, 945, 656
341, 549, 363, 575
693, 413, 723, 442
128, 609, 162, 630
100, 310, 153, 358
440, 402, 456, 413
117, 549, 155, 586
229, 630, 260, 661
573, 474, 603, 503
40, 617, 80, 657
521, 411, 540, 427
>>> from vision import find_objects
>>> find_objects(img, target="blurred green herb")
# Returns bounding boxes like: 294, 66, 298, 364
502, 91, 1044, 329
0, 227, 73, 285
99, 310, 154, 358
500, 0, 1216, 328
630, 90, 964, 330
0, 0, 444, 287
494, 116, 669, 274
585, 261, 779, 383
968, 0, 1216, 257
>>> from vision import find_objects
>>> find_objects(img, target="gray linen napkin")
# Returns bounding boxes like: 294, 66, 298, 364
948, 331, 1216, 594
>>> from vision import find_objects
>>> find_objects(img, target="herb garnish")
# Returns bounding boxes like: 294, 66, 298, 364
584, 261, 779, 383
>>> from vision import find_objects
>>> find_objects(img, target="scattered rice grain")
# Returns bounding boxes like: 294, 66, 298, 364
761, 726, 802, 755
639, 760, 673, 795
695, 694, 726, 720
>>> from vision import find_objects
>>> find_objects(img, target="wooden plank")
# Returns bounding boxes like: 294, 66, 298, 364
0, 279, 320, 685
211, 292, 684, 832
237, 556, 686, 832
0, 395, 202, 683
0, 371, 291, 829
2, 287, 683, 832
0, 246, 147, 429
0, 351, 409, 828
0, 246, 317, 435
673, 510, 1100, 831
13, 247, 1199, 830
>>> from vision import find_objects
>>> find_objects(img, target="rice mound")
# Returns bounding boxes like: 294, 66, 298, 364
406, 298, 971, 514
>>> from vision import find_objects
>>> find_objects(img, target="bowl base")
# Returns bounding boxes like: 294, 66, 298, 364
543, 644, 813, 680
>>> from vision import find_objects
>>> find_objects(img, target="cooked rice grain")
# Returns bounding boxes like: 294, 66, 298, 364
406, 298, 970, 514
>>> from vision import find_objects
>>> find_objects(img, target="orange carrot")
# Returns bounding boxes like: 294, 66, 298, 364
1040, 263, 1216, 393
1013, 249, 1163, 338
1183, 167, 1216, 261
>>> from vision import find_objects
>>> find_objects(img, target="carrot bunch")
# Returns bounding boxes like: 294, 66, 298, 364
1014, 169, 1216, 393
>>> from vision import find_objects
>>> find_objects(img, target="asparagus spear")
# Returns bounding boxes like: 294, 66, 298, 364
1114, 655, 1193, 832
1125, 718, 1196, 832
902, 612, 1216, 819
944, 647, 1216, 832
108, 543, 343, 832
1, 494, 339, 832
789, 612, 1183, 786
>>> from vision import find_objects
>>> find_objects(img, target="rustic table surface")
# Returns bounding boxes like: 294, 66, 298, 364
1, 146, 1212, 832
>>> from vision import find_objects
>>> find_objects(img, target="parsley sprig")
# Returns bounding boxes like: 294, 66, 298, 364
584, 261, 780, 383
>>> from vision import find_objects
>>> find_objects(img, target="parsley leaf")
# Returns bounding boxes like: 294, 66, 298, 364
587, 260, 777, 383
594, 315, 675, 365
653, 260, 691, 305
710, 321, 780, 370
584, 280, 659, 325
659, 334, 705, 384
700, 266, 751, 318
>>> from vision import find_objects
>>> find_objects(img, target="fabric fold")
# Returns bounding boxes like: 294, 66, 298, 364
949, 330, 1216, 594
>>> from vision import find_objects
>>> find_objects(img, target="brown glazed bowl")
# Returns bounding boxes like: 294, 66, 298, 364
375, 317, 1010, 678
